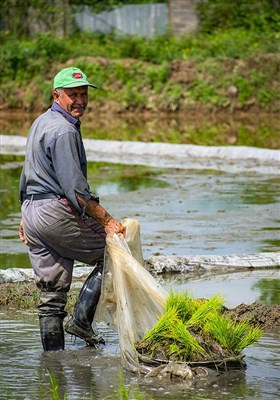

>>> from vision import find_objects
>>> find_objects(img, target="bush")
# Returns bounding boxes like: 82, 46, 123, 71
197, 0, 280, 33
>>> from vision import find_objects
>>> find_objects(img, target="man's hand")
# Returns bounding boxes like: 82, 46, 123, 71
105, 218, 126, 236
19, 219, 28, 245
75, 192, 126, 237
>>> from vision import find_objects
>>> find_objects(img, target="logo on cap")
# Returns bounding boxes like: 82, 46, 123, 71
72, 72, 83, 79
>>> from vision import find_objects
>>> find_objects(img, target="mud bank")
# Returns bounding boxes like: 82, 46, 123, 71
0, 279, 279, 335
1, 252, 279, 284
146, 252, 280, 274
1, 254, 279, 334
224, 302, 280, 333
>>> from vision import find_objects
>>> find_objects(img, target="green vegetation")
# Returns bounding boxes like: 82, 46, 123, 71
197, 0, 280, 33
137, 291, 262, 362
0, 0, 279, 137
0, 30, 279, 113
0, 282, 78, 313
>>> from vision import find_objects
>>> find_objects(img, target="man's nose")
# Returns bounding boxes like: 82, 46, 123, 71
74, 92, 87, 102
75, 94, 84, 103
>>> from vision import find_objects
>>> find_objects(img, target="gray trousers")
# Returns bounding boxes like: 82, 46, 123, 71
22, 197, 106, 316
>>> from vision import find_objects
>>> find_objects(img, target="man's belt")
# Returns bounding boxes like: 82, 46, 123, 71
25, 193, 61, 200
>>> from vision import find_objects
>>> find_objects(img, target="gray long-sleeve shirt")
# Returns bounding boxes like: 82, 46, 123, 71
19, 102, 98, 212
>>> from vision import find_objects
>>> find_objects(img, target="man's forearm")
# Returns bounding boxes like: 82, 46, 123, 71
75, 192, 126, 236
76, 192, 113, 226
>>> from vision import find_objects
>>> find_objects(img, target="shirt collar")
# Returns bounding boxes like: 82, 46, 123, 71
51, 102, 81, 130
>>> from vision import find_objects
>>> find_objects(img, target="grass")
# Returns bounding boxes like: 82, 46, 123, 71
0, 282, 78, 313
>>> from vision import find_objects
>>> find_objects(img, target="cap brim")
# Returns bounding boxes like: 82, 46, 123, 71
57, 82, 98, 89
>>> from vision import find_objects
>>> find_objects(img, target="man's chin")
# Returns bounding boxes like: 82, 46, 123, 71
71, 109, 85, 118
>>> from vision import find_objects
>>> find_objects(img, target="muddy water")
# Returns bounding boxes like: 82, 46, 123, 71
0, 270, 279, 400
1, 164, 279, 269
1, 120, 280, 398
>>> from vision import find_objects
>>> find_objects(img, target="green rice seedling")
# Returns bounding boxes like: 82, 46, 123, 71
115, 370, 152, 400
140, 307, 205, 361
185, 293, 224, 330
47, 370, 67, 400
168, 342, 183, 358
165, 290, 195, 322
168, 319, 206, 360
137, 291, 262, 364
204, 314, 235, 351
141, 307, 178, 343
232, 322, 263, 353
205, 315, 262, 354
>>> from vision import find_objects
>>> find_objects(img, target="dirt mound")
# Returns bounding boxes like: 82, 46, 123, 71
224, 302, 280, 333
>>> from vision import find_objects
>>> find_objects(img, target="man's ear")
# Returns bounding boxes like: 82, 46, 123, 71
53, 90, 59, 101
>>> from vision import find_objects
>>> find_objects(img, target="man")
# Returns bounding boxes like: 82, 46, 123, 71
19, 67, 125, 351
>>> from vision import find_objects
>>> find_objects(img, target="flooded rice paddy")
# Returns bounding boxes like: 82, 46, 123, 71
0, 121, 280, 399
1, 163, 279, 269
0, 269, 279, 400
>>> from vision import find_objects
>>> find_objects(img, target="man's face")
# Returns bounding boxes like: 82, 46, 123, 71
53, 86, 89, 118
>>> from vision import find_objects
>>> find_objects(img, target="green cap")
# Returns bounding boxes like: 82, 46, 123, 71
53, 67, 98, 90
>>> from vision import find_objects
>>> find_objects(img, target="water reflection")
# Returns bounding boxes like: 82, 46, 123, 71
1, 112, 279, 149
0, 161, 167, 221
0, 312, 121, 399
252, 278, 280, 305
237, 178, 280, 205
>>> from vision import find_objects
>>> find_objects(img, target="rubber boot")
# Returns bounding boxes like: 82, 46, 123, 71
65, 263, 105, 347
39, 315, 65, 351
37, 291, 67, 352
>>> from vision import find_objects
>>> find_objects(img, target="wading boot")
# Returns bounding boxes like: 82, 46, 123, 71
65, 263, 105, 347
39, 316, 65, 351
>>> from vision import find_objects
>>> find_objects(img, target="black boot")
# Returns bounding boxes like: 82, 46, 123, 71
65, 263, 105, 347
39, 316, 65, 351
37, 291, 67, 352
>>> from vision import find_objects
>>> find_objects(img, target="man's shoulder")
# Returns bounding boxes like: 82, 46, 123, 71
38, 109, 76, 131
28, 110, 77, 146
39, 109, 67, 123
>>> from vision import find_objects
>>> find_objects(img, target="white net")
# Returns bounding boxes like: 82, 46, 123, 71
95, 218, 168, 373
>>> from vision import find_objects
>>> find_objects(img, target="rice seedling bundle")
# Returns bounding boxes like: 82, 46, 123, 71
136, 291, 262, 363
